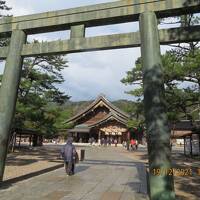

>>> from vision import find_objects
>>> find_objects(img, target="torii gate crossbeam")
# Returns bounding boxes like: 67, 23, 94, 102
0, 1, 199, 200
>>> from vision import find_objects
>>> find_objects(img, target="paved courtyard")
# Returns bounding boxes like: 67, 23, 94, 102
0, 146, 148, 200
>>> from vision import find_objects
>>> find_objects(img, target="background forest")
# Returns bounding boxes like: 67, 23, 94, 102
0, 1, 199, 140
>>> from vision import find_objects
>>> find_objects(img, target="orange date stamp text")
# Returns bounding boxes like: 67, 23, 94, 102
151, 168, 193, 176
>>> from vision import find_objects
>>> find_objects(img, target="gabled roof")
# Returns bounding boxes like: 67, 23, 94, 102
68, 124, 91, 133
88, 113, 127, 128
68, 113, 127, 133
170, 120, 193, 130
171, 130, 192, 139
170, 120, 200, 131
65, 95, 130, 124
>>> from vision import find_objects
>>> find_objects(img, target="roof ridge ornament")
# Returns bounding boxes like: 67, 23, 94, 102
98, 93, 107, 98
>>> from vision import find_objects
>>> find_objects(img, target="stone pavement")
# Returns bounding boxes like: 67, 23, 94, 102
0, 146, 148, 200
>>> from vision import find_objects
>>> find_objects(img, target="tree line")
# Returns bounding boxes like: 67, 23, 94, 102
1, 1, 199, 139
121, 15, 200, 128
0, 1, 70, 139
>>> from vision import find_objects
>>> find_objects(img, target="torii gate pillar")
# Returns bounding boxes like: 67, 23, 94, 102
0, 30, 26, 182
139, 12, 175, 200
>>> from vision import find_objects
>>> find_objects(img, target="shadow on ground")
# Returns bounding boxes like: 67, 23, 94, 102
175, 174, 200, 200
126, 147, 200, 200
75, 165, 90, 174
6, 158, 38, 166
5, 145, 64, 168
83, 158, 148, 196
84, 159, 143, 167
122, 162, 148, 196
0, 164, 64, 190
1, 145, 64, 190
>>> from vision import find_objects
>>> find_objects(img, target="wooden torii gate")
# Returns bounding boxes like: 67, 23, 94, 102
0, 0, 200, 199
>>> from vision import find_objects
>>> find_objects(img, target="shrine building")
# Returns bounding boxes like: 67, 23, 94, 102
65, 95, 130, 143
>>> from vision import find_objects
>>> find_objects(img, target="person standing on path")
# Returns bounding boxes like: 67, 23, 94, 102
135, 139, 138, 150
114, 139, 118, 147
130, 139, 136, 151
61, 137, 76, 176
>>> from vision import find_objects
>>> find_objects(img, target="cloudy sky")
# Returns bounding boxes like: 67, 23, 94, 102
2, 0, 172, 101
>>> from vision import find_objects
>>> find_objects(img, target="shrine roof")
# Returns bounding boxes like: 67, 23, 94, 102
68, 124, 90, 133
65, 95, 130, 124
68, 112, 127, 133
171, 130, 192, 139
169, 120, 200, 131
88, 113, 127, 128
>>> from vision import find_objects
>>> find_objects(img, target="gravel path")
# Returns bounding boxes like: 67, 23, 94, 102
4, 144, 64, 181
2, 144, 199, 200
1, 145, 148, 200
121, 146, 200, 200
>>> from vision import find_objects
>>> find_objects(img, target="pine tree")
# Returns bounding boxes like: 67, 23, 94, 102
121, 15, 200, 121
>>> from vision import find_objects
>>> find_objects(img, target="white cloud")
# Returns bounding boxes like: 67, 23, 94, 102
5, 0, 34, 16
6, 0, 117, 16
0, 61, 5, 74
27, 30, 70, 43
86, 22, 139, 37
3, 0, 175, 101
61, 48, 140, 101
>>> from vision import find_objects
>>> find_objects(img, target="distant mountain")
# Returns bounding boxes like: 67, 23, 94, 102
54, 99, 142, 129
61, 100, 92, 115
61, 99, 137, 117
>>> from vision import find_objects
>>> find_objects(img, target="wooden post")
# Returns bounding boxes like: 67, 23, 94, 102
18, 133, 21, 147
199, 134, 200, 155
190, 135, 193, 157
12, 132, 17, 153
184, 137, 186, 155
29, 135, 32, 146
98, 130, 101, 145
0, 30, 26, 182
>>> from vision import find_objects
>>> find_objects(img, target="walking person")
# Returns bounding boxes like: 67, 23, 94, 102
91, 137, 95, 146
135, 139, 138, 150
108, 137, 111, 146
127, 140, 130, 151
104, 138, 107, 147
130, 139, 136, 151
114, 139, 118, 147
89, 138, 92, 146
101, 138, 104, 146
61, 137, 77, 176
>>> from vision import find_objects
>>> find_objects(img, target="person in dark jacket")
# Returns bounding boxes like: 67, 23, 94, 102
61, 137, 76, 176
